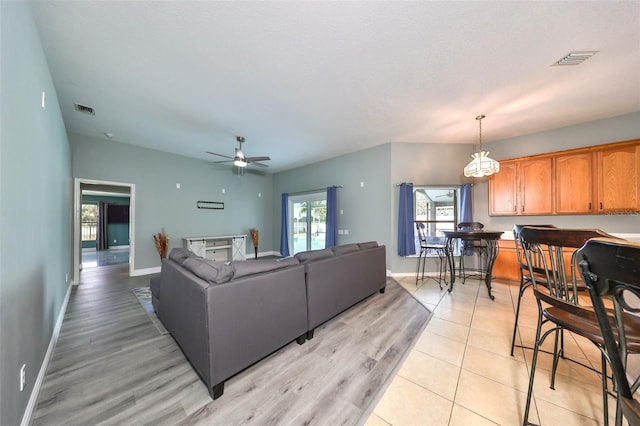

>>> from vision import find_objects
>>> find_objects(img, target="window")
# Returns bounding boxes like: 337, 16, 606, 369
81, 203, 98, 241
414, 187, 459, 251
289, 192, 327, 254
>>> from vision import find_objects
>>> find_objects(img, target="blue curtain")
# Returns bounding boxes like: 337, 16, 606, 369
325, 186, 337, 248
460, 183, 473, 223
397, 183, 416, 256
96, 201, 109, 251
460, 183, 473, 255
280, 193, 290, 257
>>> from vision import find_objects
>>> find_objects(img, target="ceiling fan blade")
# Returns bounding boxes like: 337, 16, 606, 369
249, 161, 269, 168
206, 151, 234, 160
212, 160, 234, 164
246, 156, 270, 162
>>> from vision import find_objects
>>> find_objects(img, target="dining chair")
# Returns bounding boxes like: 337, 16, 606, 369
519, 226, 630, 426
510, 224, 557, 356
578, 238, 640, 426
415, 222, 447, 289
457, 221, 486, 282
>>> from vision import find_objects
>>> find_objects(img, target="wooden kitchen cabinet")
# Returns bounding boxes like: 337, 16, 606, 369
489, 160, 517, 215
489, 157, 553, 215
489, 138, 640, 216
596, 144, 640, 212
519, 157, 553, 215
555, 152, 594, 214
492, 239, 520, 281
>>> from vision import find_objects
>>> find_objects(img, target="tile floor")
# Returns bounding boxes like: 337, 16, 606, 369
365, 275, 616, 426
81, 247, 130, 268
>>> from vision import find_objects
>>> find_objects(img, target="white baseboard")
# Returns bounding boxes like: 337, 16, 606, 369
131, 266, 161, 277
21, 281, 72, 426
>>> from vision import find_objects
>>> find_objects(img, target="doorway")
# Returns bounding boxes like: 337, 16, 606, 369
73, 178, 135, 284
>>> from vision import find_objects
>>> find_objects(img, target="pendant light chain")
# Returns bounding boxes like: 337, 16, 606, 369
477, 114, 485, 151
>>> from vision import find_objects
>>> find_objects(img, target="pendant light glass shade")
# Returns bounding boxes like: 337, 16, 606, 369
463, 151, 500, 177
463, 115, 500, 178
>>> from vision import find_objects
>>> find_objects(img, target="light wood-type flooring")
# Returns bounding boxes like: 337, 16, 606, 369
32, 264, 430, 425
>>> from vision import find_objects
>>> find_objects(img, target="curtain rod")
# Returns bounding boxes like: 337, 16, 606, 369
287, 185, 343, 196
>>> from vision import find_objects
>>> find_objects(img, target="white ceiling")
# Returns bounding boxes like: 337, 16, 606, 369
30, 1, 640, 173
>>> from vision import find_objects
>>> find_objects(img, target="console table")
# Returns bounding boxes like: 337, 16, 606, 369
183, 235, 246, 262
442, 230, 504, 300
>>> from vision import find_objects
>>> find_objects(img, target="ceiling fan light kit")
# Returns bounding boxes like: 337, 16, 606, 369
463, 115, 500, 178
207, 136, 271, 169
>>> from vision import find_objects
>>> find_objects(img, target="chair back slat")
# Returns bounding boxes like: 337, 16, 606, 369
513, 225, 556, 276
578, 238, 640, 425
519, 227, 618, 305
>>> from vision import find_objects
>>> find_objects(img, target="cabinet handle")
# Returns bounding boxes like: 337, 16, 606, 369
600, 202, 603, 210
588, 202, 592, 211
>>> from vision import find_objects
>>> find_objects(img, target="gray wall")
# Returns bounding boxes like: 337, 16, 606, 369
390, 142, 474, 273
476, 112, 640, 235
272, 142, 475, 273
272, 144, 392, 261
0, 3, 73, 425
71, 134, 274, 270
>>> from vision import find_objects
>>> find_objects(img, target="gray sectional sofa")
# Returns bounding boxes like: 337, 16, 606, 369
152, 242, 386, 400
153, 248, 307, 399
296, 242, 387, 339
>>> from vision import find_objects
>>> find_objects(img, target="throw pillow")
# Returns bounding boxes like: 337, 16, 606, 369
231, 257, 300, 279
182, 257, 234, 284
332, 243, 360, 256
295, 248, 335, 264
169, 247, 197, 264
358, 241, 379, 250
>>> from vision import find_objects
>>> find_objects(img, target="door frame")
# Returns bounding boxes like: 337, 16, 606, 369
73, 178, 136, 284
288, 191, 327, 254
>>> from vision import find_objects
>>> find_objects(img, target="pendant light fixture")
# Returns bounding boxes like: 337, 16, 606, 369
463, 114, 500, 178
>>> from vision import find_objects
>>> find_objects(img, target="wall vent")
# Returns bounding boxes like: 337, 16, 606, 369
553, 51, 598, 66
74, 103, 95, 115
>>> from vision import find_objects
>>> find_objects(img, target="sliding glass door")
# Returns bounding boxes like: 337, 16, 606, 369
289, 192, 327, 254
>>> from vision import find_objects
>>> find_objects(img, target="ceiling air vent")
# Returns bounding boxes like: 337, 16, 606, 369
553, 51, 598, 66
74, 103, 95, 115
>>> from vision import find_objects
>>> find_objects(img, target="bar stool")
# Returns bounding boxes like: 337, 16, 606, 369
415, 223, 447, 289
457, 222, 486, 282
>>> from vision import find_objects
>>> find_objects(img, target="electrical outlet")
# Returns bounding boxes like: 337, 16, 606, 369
344, 229, 349, 235
20, 364, 26, 392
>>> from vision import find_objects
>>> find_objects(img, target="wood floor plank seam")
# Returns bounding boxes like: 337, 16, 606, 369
32, 266, 430, 426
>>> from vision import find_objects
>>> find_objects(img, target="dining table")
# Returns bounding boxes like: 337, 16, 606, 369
442, 230, 504, 300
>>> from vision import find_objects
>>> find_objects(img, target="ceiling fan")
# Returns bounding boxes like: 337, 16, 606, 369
206, 136, 270, 168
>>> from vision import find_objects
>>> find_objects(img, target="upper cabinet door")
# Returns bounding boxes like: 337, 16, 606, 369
489, 160, 517, 215
519, 157, 553, 215
555, 152, 594, 214
597, 145, 640, 212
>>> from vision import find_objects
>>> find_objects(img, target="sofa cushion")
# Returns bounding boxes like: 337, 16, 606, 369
332, 244, 361, 256
182, 257, 234, 284
169, 247, 197, 264
295, 248, 335, 264
231, 257, 300, 279
358, 241, 379, 250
